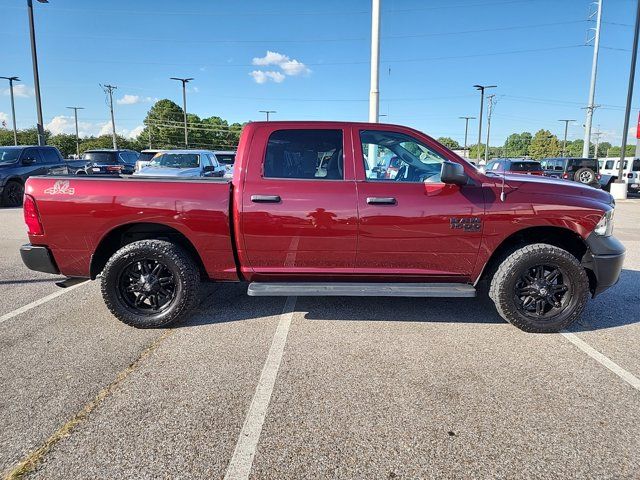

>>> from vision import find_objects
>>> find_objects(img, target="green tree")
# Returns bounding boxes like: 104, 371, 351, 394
598, 141, 612, 158
565, 139, 583, 157
49, 133, 79, 157
607, 144, 635, 157
528, 129, 561, 159
436, 137, 461, 150
503, 132, 532, 157
78, 135, 139, 153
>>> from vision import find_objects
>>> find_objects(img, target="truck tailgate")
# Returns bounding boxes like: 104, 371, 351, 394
25, 176, 237, 280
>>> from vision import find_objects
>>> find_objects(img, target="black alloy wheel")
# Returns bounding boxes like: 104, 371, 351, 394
514, 264, 571, 318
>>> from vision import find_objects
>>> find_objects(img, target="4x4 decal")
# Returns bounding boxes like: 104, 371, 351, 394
450, 217, 481, 232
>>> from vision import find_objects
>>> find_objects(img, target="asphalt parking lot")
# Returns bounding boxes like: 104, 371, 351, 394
1, 201, 639, 479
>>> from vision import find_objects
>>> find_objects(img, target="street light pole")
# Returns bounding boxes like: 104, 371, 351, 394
170, 77, 193, 148
27, 0, 48, 146
473, 84, 496, 163
558, 119, 575, 156
66, 106, 84, 157
613, 0, 640, 200
259, 110, 276, 121
459, 116, 475, 158
0, 76, 20, 145
369, 0, 381, 122
583, 0, 603, 158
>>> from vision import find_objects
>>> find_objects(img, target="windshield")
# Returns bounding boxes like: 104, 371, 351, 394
0, 148, 21, 165
138, 152, 158, 162
149, 153, 200, 168
82, 152, 116, 164
511, 162, 542, 172
215, 153, 236, 165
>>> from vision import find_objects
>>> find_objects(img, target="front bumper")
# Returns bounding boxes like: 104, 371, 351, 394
582, 233, 625, 296
20, 244, 60, 274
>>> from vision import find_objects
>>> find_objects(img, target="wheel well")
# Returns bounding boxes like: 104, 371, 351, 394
90, 223, 207, 280
478, 226, 589, 287
5, 177, 24, 185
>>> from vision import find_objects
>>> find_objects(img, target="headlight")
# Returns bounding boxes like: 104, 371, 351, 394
594, 209, 614, 236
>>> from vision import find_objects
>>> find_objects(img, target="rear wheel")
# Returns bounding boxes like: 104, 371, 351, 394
489, 243, 589, 332
1, 180, 24, 207
101, 240, 201, 328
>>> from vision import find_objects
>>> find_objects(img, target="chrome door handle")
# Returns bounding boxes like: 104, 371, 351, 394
366, 197, 397, 205
251, 195, 281, 203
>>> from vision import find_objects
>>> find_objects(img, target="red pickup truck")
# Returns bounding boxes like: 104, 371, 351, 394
20, 121, 624, 332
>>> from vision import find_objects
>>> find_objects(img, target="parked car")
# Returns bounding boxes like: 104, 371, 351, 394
134, 150, 225, 178
21, 121, 624, 333
598, 157, 640, 193
540, 157, 601, 188
213, 150, 237, 178
485, 158, 544, 176
135, 149, 165, 172
0, 146, 70, 207
77, 149, 139, 175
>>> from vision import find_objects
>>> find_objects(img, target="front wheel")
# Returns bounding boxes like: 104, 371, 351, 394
489, 243, 589, 333
101, 240, 201, 328
1, 181, 24, 207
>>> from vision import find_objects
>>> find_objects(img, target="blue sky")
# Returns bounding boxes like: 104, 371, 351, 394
0, 0, 638, 146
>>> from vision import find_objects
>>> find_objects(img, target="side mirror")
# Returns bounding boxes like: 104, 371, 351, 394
203, 165, 215, 172
22, 157, 36, 165
440, 161, 468, 186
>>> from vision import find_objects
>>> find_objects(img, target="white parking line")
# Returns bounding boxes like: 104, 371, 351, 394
561, 331, 640, 392
224, 296, 297, 480
0, 281, 88, 325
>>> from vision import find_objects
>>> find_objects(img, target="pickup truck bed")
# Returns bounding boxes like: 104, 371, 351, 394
20, 121, 625, 333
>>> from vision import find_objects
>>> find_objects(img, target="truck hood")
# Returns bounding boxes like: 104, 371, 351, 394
135, 166, 202, 177
490, 173, 613, 204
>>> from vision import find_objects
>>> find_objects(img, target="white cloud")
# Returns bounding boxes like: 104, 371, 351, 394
116, 94, 155, 105
2, 84, 34, 98
250, 50, 311, 84
0, 112, 8, 123
98, 122, 114, 136
128, 125, 145, 139
249, 70, 286, 84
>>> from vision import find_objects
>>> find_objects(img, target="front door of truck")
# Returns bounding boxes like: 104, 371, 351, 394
354, 127, 484, 280
240, 126, 358, 278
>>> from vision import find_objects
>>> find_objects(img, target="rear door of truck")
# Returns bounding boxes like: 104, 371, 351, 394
238, 124, 358, 277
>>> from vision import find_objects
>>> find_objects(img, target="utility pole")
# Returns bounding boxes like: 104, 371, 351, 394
484, 95, 496, 164
66, 106, 84, 157
0, 76, 20, 145
100, 84, 118, 149
593, 129, 602, 158
558, 119, 575, 156
170, 77, 193, 148
259, 110, 276, 121
369, 0, 381, 122
583, 0, 603, 158
613, 0, 640, 200
28, 0, 48, 146
459, 116, 475, 158
473, 84, 496, 163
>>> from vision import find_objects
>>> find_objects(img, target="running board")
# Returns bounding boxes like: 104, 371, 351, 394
247, 282, 476, 298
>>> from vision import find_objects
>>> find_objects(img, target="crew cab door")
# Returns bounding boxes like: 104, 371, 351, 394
41, 147, 68, 175
240, 126, 358, 277
19, 148, 48, 176
354, 127, 484, 280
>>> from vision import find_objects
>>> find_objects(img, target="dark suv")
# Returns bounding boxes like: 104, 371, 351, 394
77, 149, 139, 175
0, 146, 69, 207
484, 158, 544, 176
540, 157, 601, 188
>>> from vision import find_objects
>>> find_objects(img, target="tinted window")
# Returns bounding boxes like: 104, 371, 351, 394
633, 160, 640, 171
119, 152, 138, 164
83, 152, 117, 164
41, 148, 61, 163
21, 148, 43, 163
264, 129, 343, 180
149, 153, 200, 168
604, 160, 615, 170
0, 148, 21, 165
568, 158, 598, 171
138, 152, 158, 162
361, 130, 447, 183
216, 153, 236, 165
511, 162, 542, 172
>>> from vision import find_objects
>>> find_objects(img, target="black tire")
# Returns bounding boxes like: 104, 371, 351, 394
489, 243, 589, 333
101, 240, 201, 328
1, 180, 24, 207
574, 167, 596, 185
